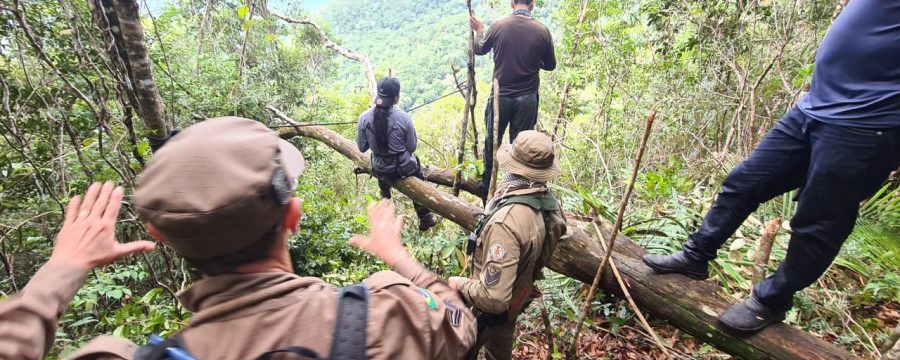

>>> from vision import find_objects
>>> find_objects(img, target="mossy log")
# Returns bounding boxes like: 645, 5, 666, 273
268, 107, 855, 360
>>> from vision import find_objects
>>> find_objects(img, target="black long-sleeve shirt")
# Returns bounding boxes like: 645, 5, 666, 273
475, 15, 556, 97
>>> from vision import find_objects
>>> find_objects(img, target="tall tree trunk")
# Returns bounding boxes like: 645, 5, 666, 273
454, 1, 479, 196
90, 0, 170, 139
113, 0, 169, 138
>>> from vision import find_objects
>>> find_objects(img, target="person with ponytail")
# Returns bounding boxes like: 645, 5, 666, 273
357, 77, 438, 231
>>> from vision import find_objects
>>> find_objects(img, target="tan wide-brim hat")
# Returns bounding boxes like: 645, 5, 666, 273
496, 130, 560, 183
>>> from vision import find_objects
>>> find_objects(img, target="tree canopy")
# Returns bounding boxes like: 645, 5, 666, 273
0, 0, 897, 358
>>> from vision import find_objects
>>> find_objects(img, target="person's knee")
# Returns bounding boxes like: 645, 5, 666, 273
718, 165, 760, 198
790, 216, 855, 247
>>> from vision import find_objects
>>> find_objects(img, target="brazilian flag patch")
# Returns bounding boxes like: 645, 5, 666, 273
417, 288, 438, 310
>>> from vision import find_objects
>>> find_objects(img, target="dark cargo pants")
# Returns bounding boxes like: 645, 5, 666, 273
466, 290, 539, 360
481, 92, 539, 194
376, 164, 433, 221
465, 313, 518, 360
683, 106, 900, 310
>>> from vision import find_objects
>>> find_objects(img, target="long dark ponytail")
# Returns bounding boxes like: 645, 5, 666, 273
372, 105, 390, 153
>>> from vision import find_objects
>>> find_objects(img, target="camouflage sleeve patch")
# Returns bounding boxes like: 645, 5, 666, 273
484, 265, 502, 287
443, 298, 463, 328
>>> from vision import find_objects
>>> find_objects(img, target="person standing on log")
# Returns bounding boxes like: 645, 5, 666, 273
643, 0, 900, 333
357, 77, 438, 231
470, 0, 557, 199
0, 117, 476, 359
448, 131, 567, 360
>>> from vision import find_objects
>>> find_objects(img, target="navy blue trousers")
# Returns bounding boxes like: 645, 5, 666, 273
375, 161, 433, 221
683, 107, 899, 310
481, 92, 539, 193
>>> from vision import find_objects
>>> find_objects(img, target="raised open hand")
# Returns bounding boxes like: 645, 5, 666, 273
48, 182, 156, 270
349, 200, 408, 266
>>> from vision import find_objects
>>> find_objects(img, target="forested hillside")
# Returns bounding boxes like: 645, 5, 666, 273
315, 0, 558, 108
316, 0, 481, 108
0, 0, 898, 359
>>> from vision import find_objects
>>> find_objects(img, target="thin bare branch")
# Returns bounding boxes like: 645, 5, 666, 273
568, 111, 657, 358
272, 13, 378, 100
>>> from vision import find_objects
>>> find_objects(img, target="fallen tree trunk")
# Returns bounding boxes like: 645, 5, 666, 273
267, 106, 481, 198
268, 107, 855, 360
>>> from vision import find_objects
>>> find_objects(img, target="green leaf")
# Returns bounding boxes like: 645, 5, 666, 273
68, 317, 98, 328
455, 248, 466, 268
242, 19, 256, 31
237, 5, 250, 19
137, 141, 149, 156
442, 244, 455, 259
112, 325, 125, 337
799, 63, 815, 77
142, 288, 162, 304
82, 137, 97, 148
109, 289, 124, 300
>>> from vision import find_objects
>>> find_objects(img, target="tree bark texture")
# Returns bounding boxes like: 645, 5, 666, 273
487, 79, 500, 200
454, 1, 479, 196
882, 325, 900, 359
453, 76, 474, 197
267, 107, 855, 360
106, 0, 169, 139
752, 218, 781, 286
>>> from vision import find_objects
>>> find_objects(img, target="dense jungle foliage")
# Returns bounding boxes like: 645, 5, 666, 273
0, 0, 897, 358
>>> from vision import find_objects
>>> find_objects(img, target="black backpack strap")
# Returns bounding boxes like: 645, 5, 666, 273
253, 283, 369, 360
535, 203, 555, 279
140, 285, 370, 360
483, 192, 561, 279
328, 283, 369, 360
469, 193, 554, 255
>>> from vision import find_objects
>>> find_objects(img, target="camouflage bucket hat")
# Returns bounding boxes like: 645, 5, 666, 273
496, 130, 560, 183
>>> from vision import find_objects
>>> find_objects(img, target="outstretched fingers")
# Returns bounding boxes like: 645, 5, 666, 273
392, 209, 404, 230
113, 241, 156, 259
102, 187, 125, 222
88, 182, 115, 219
379, 200, 394, 221
77, 182, 102, 220
64, 195, 82, 227
349, 235, 368, 248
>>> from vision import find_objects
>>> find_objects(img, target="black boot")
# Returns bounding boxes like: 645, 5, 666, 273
719, 296, 786, 333
418, 214, 438, 232
642, 251, 710, 280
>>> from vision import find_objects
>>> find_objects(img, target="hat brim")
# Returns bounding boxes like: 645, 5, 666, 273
496, 144, 560, 182
277, 139, 305, 179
